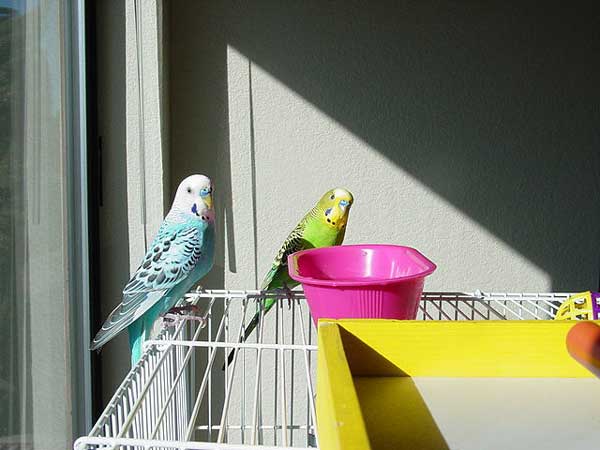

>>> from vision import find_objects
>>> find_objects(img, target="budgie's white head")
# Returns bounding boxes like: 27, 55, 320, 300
170, 174, 214, 223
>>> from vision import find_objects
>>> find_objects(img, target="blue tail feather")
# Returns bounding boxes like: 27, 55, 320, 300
128, 297, 175, 366
128, 319, 144, 366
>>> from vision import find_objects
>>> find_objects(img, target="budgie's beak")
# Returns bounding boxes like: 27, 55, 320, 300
202, 193, 213, 209
325, 201, 351, 229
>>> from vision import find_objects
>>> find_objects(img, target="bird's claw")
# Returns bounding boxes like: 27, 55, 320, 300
161, 304, 205, 328
168, 304, 200, 315
161, 314, 179, 327
286, 285, 295, 309
279, 284, 294, 309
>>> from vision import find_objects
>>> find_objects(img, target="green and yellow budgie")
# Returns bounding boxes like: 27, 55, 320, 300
225, 188, 354, 367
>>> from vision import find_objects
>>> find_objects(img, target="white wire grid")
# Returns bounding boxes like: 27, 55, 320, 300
74, 289, 571, 450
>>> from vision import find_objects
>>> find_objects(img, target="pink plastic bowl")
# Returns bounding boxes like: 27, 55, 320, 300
288, 244, 436, 324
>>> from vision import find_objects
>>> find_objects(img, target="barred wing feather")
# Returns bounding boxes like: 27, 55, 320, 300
260, 221, 307, 290
90, 225, 204, 350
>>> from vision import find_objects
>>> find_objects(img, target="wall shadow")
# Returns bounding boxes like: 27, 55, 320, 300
338, 327, 449, 449
354, 376, 450, 450
168, 2, 232, 433
168, 1, 234, 289
95, 0, 133, 406
173, 0, 599, 290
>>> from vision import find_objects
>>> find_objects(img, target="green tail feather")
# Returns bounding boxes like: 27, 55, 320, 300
223, 298, 277, 369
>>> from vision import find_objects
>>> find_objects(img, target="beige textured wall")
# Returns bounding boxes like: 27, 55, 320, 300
96, 0, 600, 425
168, 4, 600, 437
169, 1, 600, 294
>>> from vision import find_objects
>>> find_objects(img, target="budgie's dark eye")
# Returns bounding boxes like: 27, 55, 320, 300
187, 187, 192, 193
330, 194, 335, 200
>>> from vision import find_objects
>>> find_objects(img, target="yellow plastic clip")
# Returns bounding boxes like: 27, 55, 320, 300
555, 291, 594, 320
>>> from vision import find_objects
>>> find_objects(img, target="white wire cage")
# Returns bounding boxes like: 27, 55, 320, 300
74, 289, 571, 450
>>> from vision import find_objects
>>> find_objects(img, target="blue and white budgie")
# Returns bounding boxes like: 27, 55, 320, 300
91, 174, 215, 365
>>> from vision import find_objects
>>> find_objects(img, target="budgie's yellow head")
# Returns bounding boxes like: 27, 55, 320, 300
316, 188, 354, 230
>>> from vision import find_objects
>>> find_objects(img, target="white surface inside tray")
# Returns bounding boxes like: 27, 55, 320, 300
413, 378, 600, 450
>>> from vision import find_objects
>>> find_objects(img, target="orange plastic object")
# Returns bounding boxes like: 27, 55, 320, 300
566, 321, 600, 379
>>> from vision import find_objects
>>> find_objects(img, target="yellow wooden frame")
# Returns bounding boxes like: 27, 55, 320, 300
316, 319, 595, 450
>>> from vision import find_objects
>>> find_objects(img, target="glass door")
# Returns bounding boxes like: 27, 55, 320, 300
0, 1, 90, 448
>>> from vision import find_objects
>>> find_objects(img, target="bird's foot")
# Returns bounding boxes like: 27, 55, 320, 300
168, 304, 200, 315
162, 304, 206, 328
161, 314, 180, 327
274, 285, 295, 309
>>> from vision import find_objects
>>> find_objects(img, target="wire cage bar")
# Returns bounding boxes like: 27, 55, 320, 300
75, 289, 571, 450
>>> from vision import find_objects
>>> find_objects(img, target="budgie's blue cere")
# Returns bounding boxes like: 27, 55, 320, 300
91, 175, 215, 365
